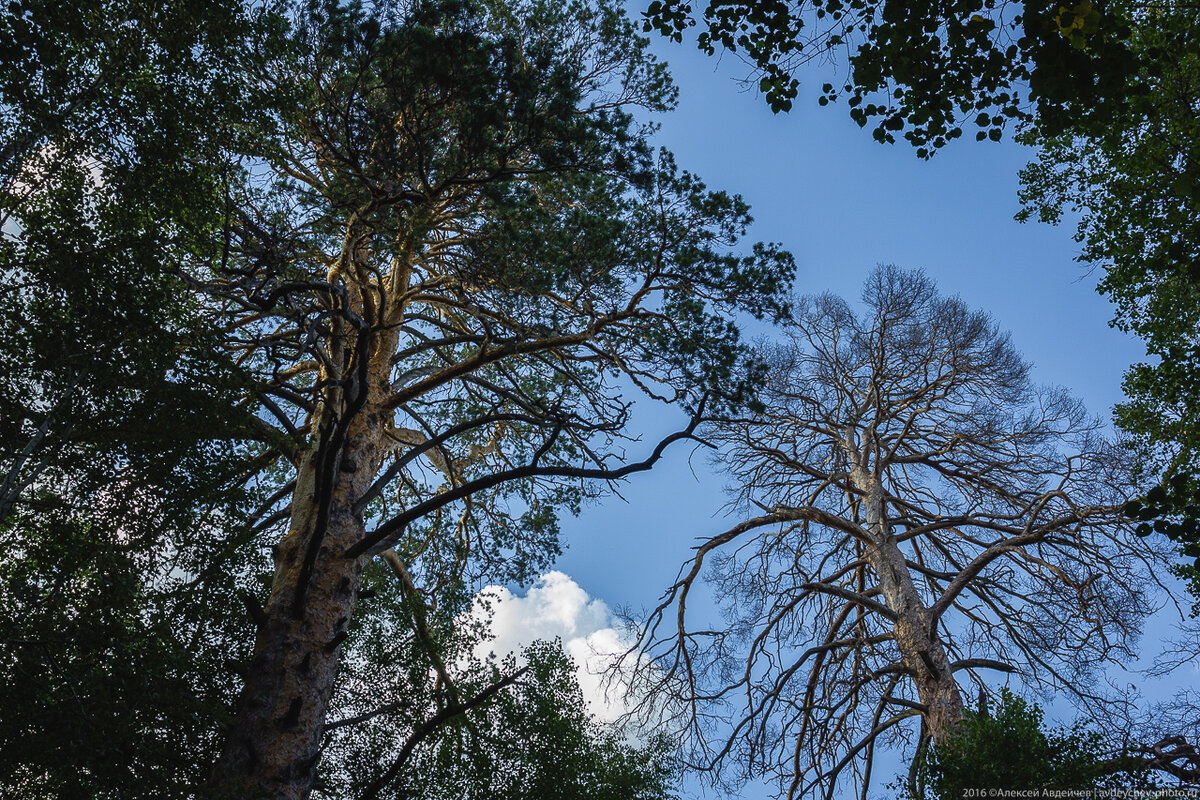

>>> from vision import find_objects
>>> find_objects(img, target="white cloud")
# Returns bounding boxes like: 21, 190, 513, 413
471, 571, 634, 723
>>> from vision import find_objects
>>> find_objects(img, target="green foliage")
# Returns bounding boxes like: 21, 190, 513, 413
0, 0, 276, 526
1017, 4, 1200, 605
0, 0, 264, 177
234, 0, 793, 591
641, 0, 1139, 156
0, 1, 302, 795
0, 487, 269, 798
321, 558, 678, 799
1124, 475, 1200, 611
914, 689, 1111, 800
410, 641, 677, 800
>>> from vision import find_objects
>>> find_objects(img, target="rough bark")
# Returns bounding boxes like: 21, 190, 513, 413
210, 425, 381, 798
866, 535, 964, 742
211, 269, 398, 797
857, 467, 965, 743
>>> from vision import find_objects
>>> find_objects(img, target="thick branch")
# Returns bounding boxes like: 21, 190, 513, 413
347, 401, 707, 559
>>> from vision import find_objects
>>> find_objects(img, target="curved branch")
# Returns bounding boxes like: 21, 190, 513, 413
348, 398, 708, 559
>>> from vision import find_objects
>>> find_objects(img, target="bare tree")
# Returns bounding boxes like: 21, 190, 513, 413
630, 266, 1171, 800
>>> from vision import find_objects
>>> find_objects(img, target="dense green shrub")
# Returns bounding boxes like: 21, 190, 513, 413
915, 690, 1113, 800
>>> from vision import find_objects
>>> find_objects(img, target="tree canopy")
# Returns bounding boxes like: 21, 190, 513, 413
1017, 5, 1200, 604
4, 0, 1200, 797
0, 0, 269, 525
1, 2, 278, 793
641, 0, 1139, 156
644, 0, 1200, 606
914, 689, 1115, 800
194, 1, 791, 794
2, 0, 794, 796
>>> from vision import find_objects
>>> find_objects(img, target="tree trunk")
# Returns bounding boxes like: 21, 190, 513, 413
860, 473, 965, 743
211, 404, 387, 799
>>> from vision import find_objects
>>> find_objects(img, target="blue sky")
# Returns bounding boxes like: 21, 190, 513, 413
483, 23, 1184, 800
